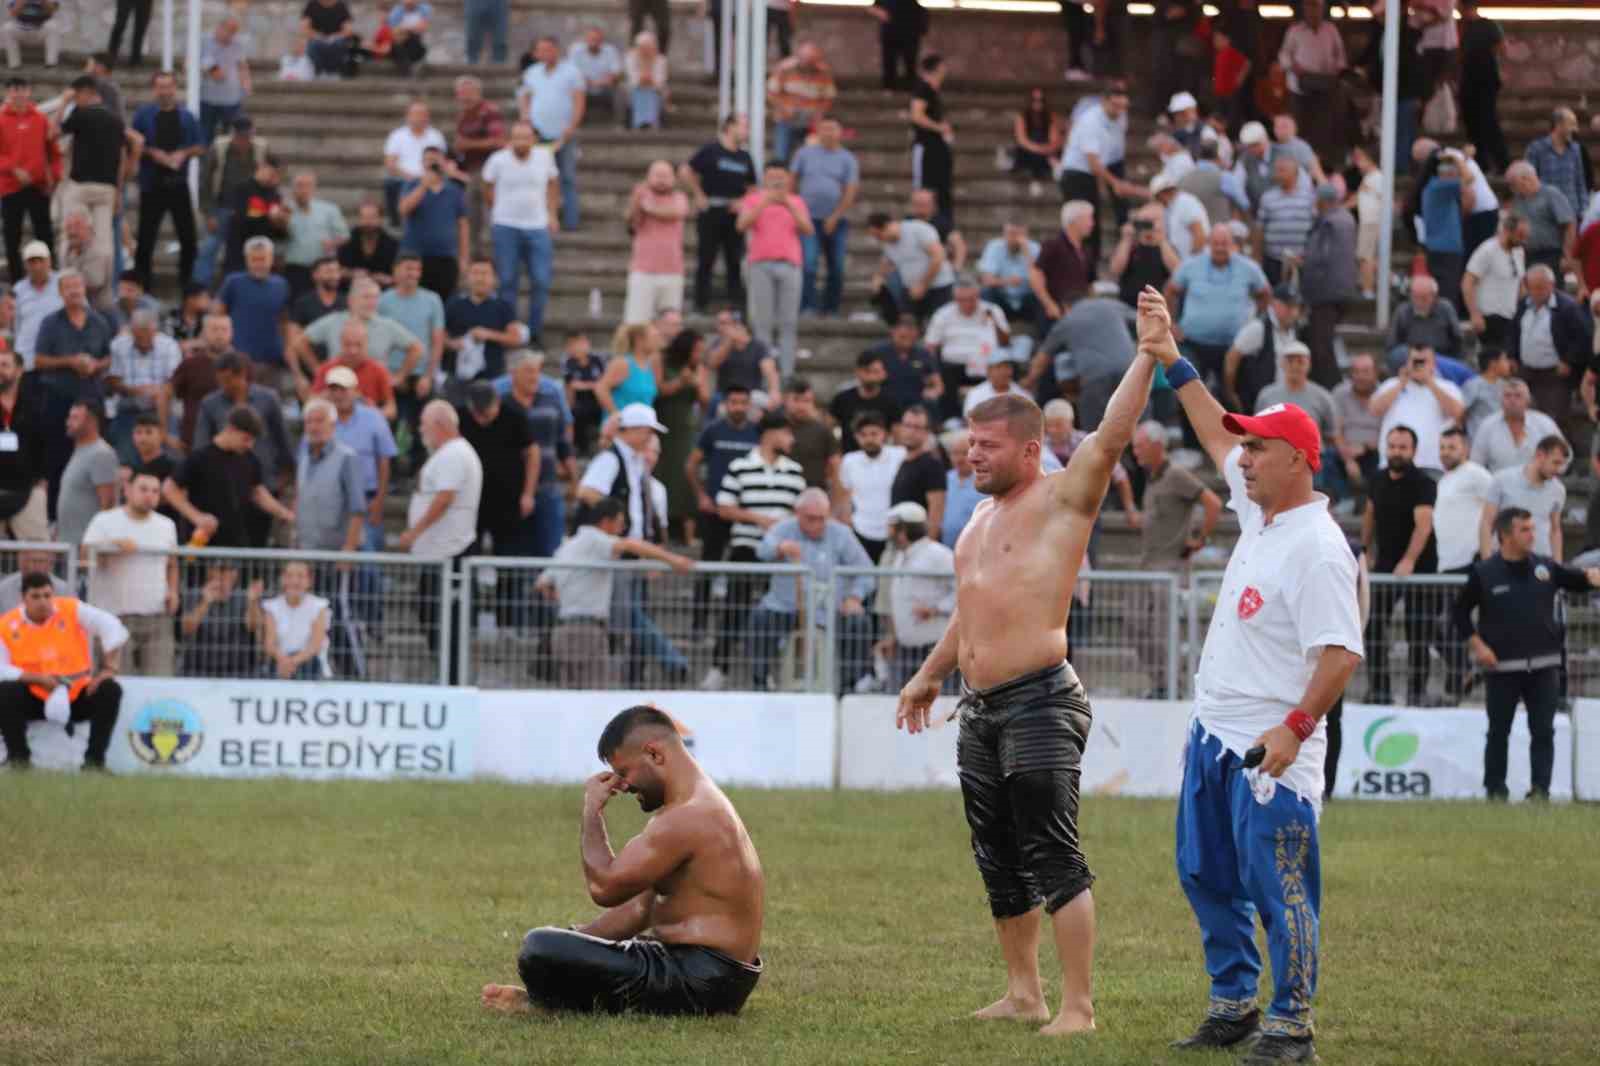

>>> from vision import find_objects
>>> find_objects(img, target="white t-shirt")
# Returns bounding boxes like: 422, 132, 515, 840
1165, 190, 1210, 256
925, 300, 1010, 377
1464, 159, 1498, 215
262, 593, 331, 670
383, 125, 448, 179
1356, 169, 1383, 226
839, 445, 907, 541
82, 507, 178, 616
963, 380, 1035, 415
408, 436, 484, 558
1434, 460, 1494, 570
1194, 447, 1363, 814
1374, 377, 1464, 471
1464, 237, 1525, 319
481, 145, 560, 230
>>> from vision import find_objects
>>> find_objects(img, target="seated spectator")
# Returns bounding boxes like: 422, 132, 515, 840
878, 500, 955, 689
1167, 222, 1267, 395
193, 352, 296, 501
384, 0, 430, 76
105, 308, 181, 461
924, 275, 1028, 419
444, 259, 527, 383
1385, 275, 1466, 372
767, 41, 836, 164
254, 561, 332, 680
1255, 155, 1316, 285
1115, 206, 1182, 312
1471, 377, 1565, 473
0, 572, 126, 771
81, 469, 178, 678
751, 487, 874, 693
864, 314, 942, 412
568, 26, 623, 123
166, 405, 295, 548
1254, 341, 1342, 493
302, 0, 357, 77
339, 201, 399, 288
105, 272, 159, 335
977, 222, 1042, 328
791, 119, 858, 317
1371, 345, 1466, 474
623, 32, 668, 130
180, 565, 259, 677
867, 211, 953, 326
1028, 201, 1095, 323
1463, 214, 1528, 354
0, 549, 65, 613
962, 351, 1033, 416
1011, 87, 1062, 184
217, 236, 292, 388
830, 352, 902, 455
1, 0, 60, 70
1507, 263, 1593, 436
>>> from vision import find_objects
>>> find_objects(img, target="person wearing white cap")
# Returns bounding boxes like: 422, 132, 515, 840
1230, 121, 1274, 215
1166, 91, 1213, 157
878, 498, 954, 689
1150, 173, 1210, 258
962, 347, 1033, 417
1253, 340, 1341, 486
1148, 131, 1195, 189
10, 239, 59, 368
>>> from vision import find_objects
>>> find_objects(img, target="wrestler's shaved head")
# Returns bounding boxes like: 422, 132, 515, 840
598, 706, 687, 811
597, 705, 682, 762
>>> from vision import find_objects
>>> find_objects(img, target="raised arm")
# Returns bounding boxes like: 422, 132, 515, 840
1054, 347, 1156, 518
1137, 286, 1236, 471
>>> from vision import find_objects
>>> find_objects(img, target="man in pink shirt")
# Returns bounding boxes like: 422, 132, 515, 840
624, 160, 690, 323
736, 161, 812, 375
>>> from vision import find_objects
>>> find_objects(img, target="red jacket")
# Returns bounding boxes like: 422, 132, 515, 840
0, 103, 62, 197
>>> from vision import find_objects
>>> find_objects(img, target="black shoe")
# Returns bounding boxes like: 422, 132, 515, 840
1525, 787, 1550, 803
81, 760, 111, 774
1239, 1033, 1318, 1063
2, 756, 32, 771
1171, 1009, 1261, 1050
1487, 788, 1510, 803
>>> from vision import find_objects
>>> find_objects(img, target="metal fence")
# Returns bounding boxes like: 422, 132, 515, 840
0, 540, 79, 609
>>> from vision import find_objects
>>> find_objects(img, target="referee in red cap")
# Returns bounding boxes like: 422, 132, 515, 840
1135, 288, 1363, 1064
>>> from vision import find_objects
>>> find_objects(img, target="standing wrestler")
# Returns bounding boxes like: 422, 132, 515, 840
481, 705, 765, 1016
895, 291, 1163, 1037
1140, 289, 1362, 1065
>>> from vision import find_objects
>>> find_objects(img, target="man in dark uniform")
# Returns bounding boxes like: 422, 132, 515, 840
680, 115, 755, 314
1454, 507, 1600, 801
870, 0, 929, 91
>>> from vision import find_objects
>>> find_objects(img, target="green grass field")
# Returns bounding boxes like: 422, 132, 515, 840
2, 775, 1597, 1065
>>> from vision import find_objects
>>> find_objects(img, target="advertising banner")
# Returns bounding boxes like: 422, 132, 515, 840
477, 691, 837, 788
1333, 704, 1572, 801
1575, 700, 1600, 802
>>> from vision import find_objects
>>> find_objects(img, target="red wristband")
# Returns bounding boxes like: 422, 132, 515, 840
1284, 709, 1316, 743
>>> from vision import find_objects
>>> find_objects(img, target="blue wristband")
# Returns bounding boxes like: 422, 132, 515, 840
1164, 355, 1199, 390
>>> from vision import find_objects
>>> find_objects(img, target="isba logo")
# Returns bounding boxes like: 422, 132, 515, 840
129, 700, 204, 767
1351, 715, 1429, 797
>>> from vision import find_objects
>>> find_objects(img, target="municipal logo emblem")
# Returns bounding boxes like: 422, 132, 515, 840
1535, 564, 1550, 582
128, 699, 204, 766
1237, 586, 1264, 619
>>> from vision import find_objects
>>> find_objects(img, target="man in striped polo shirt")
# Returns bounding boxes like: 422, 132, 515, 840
703, 411, 806, 690
1255, 156, 1316, 287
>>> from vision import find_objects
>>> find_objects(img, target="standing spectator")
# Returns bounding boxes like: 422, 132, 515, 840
81, 469, 177, 677
378, 253, 444, 437
130, 72, 203, 293
382, 102, 446, 228
738, 162, 810, 375
622, 31, 668, 130
398, 400, 482, 684
792, 118, 858, 317
1457, 0, 1507, 173
1255, 156, 1315, 285
1385, 276, 1465, 369
868, 212, 954, 325
1177, 140, 1246, 236
1420, 154, 1467, 311
1300, 183, 1357, 389
1331, 351, 1382, 496
195, 115, 266, 287
338, 200, 398, 288
1028, 201, 1095, 322
568, 27, 623, 124
287, 257, 344, 359
1349, 143, 1383, 299
705, 308, 778, 408
1056, 85, 1131, 269
624, 160, 688, 325
104, 309, 179, 460
595, 321, 661, 416
1011, 88, 1063, 185
0, 75, 58, 283
1525, 109, 1589, 244
33, 271, 111, 506
1463, 214, 1527, 353
193, 352, 295, 524
1460, 349, 1516, 439
198, 17, 250, 144
398, 146, 467, 300
1372, 345, 1466, 474
939, 428, 979, 546
60, 77, 136, 291
1507, 264, 1593, 437
865, 314, 941, 411
1471, 378, 1564, 474
166, 406, 293, 547
217, 237, 291, 384
1231, 122, 1274, 215
1036, 289, 1137, 430
1150, 174, 1208, 260
559, 333, 604, 457
499, 348, 571, 557
444, 259, 525, 383
222, 155, 287, 276
1363, 425, 1439, 706
325, 370, 395, 560
767, 42, 836, 165
684, 382, 758, 625
1480, 436, 1569, 561
837, 411, 904, 562
459, 380, 537, 626
452, 75, 506, 256
780, 377, 837, 491
292, 397, 364, 555
0, 0, 58, 69
167, 312, 227, 447
925, 276, 1024, 420
830, 353, 901, 456
0, 347, 47, 540
482, 120, 558, 341
1507, 161, 1575, 275
888, 404, 946, 535
1434, 427, 1493, 700
908, 55, 953, 222
682, 114, 754, 314
54, 401, 117, 547
300, 0, 356, 78
463, 0, 507, 64
306, 324, 398, 420
0, 549, 63, 611
281, 171, 349, 299
384, 0, 431, 76
870, 0, 929, 92
1166, 223, 1267, 395
977, 221, 1041, 328
518, 36, 584, 232
1277, 0, 1345, 164
878, 501, 954, 688
1254, 342, 1341, 486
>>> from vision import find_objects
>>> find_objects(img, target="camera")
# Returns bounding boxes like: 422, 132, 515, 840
1133, 219, 1153, 233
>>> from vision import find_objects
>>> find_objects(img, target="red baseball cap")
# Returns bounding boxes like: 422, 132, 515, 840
1221, 403, 1322, 471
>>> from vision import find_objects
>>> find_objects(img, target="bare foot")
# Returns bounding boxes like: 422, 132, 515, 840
480, 983, 532, 1014
1038, 1008, 1096, 1037
973, 996, 1050, 1022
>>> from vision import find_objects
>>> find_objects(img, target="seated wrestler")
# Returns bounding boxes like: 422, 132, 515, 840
481, 705, 766, 1016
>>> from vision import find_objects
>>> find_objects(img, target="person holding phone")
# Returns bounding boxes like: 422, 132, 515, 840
1369, 344, 1466, 475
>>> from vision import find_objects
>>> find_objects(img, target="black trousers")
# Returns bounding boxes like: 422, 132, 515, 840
1484, 667, 1559, 796
1059, 0, 1091, 71
2, 184, 52, 284
1322, 698, 1343, 800
879, 28, 920, 90
766, 11, 792, 58
390, 35, 427, 72
1425, 250, 1464, 316
1460, 82, 1508, 175
518, 927, 761, 1015
135, 182, 198, 291
693, 207, 744, 312
421, 256, 459, 302
1307, 302, 1344, 390
911, 138, 954, 223
1366, 582, 1433, 705
711, 545, 760, 673
690, 513, 731, 630
628, 0, 672, 54
957, 662, 1095, 919
1057, 168, 1102, 269
0, 679, 123, 767
109, 0, 154, 66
